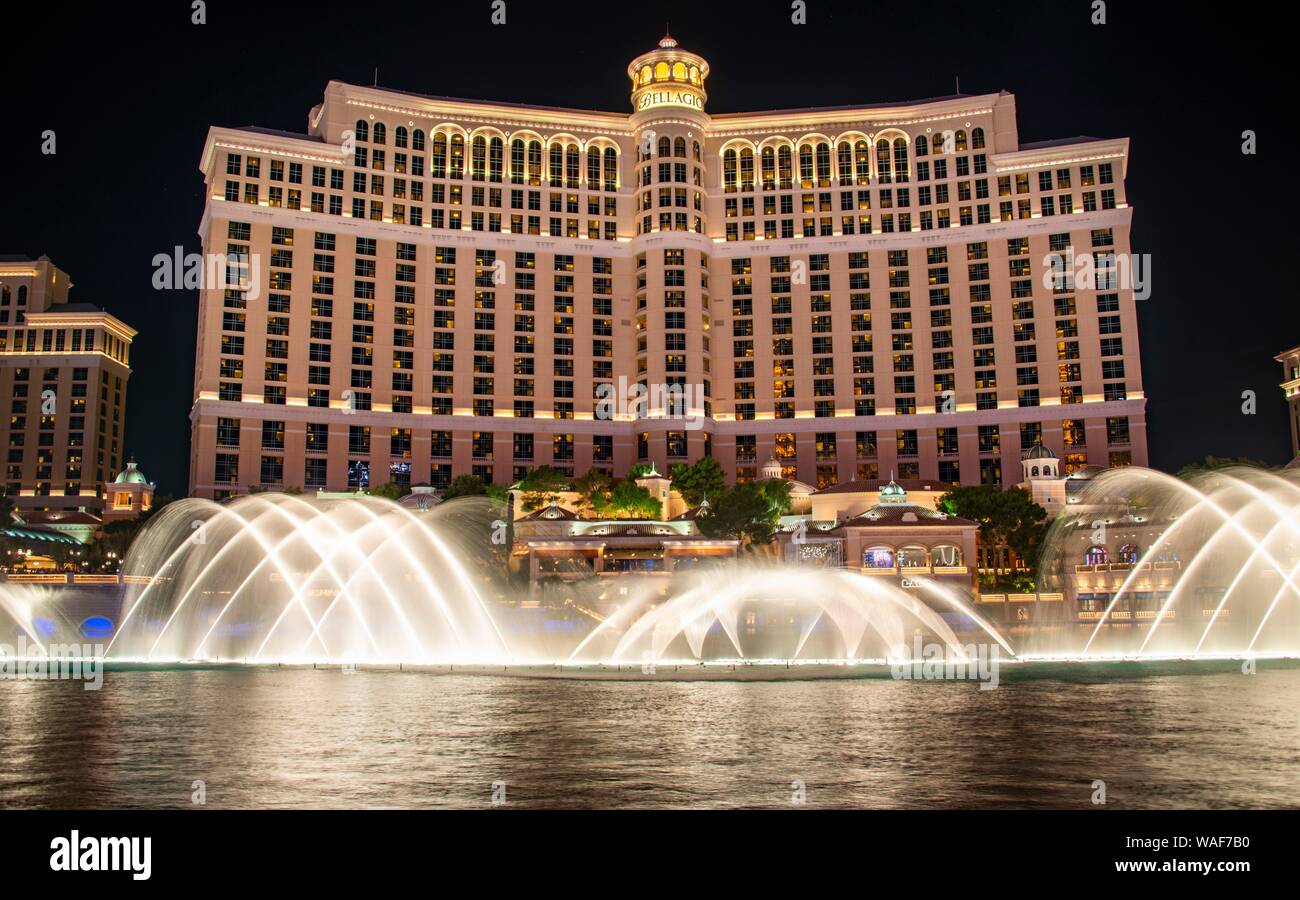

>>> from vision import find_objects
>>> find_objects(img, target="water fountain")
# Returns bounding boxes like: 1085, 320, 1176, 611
106, 493, 511, 664
1029, 464, 1300, 659
75, 491, 1008, 668
569, 568, 1013, 663
6, 464, 1297, 671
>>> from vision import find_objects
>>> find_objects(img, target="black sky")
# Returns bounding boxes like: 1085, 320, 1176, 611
1, 0, 1294, 496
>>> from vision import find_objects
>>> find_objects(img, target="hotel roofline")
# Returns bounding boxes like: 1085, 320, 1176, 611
23, 308, 138, 343
200, 83, 1128, 179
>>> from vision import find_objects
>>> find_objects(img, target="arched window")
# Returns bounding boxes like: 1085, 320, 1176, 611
657, 136, 671, 158
654, 61, 669, 81
722, 149, 738, 193
639, 65, 652, 86
448, 135, 464, 178
689, 66, 700, 85
672, 61, 687, 81
565, 145, 580, 188
1118, 543, 1140, 564
798, 145, 814, 188
603, 147, 618, 191
548, 143, 563, 187
354, 119, 369, 142
1031, 466, 1039, 477
972, 127, 986, 149
739, 148, 754, 191
489, 138, 503, 182
815, 142, 831, 186
854, 141, 870, 184
778, 146, 793, 190
0, 286, 9, 305
915, 135, 929, 156
394, 126, 408, 148
527, 140, 542, 186
412, 129, 425, 151
932, 545, 962, 567
898, 546, 928, 568
431, 134, 447, 178
1084, 545, 1109, 566
893, 137, 909, 183
471, 136, 487, 181
864, 547, 895, 569
16, 286, 26, 304
837, 142, 853, 183
693, 141, 701, 161
372, 122, 386, 145
955, 129, 968, 152
510, 139, 525, 184
761, 146, 776, 190
673, 136, 686, 158
587, 147, 601, 188
876, 139, 892, 184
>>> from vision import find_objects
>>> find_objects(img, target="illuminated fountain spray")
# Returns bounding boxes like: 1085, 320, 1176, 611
569, 567, 1014, 663
1032, 465, 1300, 658
87, 464, 1300, 668
106, 493, 511, 664
0, 583, 53, 653
96, 490, 1014, 667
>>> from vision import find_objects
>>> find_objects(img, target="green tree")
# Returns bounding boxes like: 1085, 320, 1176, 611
365, 481, 411, 501
571, 469, 613, 516
670, 457, 726, 506
757, 478, 794, 516
628, 463, 658, 479
697, 482, 781, 547
516, 466, 571, 511
589, 480, 661, 520
441, 474, 489, 501
939, 485, 1046, 579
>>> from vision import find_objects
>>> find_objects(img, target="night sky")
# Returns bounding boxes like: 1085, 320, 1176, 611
2, 0, 1292, 496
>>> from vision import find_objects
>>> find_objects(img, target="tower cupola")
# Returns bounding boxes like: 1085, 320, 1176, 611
627, 34, 710, 115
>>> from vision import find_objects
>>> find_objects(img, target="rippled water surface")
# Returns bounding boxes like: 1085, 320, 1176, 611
2, 664, 1298, 808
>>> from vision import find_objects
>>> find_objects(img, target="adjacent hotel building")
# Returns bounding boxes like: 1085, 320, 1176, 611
0, 255, 136, 514
1277, 343, 1300, 459
190, 35, 1147, 498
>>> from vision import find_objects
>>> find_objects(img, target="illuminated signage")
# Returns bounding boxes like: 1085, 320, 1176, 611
637, 89, 704, 111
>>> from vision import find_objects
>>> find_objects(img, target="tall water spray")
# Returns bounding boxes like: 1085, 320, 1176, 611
107, 493, 512, 663
1032, 465, 1300, 658
95, 491, 1012, 666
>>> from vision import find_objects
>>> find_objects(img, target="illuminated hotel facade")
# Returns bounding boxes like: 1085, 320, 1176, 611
0, 256, 135, 514
189, 35, 1147, 499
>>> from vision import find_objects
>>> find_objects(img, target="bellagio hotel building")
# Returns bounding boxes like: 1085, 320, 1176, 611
189, 35, 1147, 498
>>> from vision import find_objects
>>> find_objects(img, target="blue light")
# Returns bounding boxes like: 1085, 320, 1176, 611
79, 616, 115, 640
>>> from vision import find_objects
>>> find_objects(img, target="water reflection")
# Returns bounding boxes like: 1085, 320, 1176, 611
1, 666, 1298, 809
